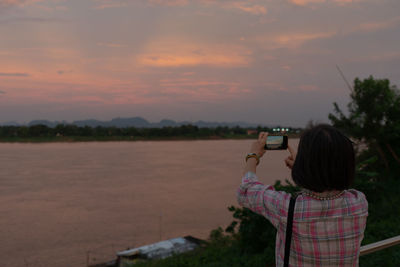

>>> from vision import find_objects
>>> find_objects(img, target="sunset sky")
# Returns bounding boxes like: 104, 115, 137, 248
1, 0, 399, 127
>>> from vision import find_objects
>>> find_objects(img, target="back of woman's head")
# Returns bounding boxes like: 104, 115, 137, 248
292, 124, 355, 193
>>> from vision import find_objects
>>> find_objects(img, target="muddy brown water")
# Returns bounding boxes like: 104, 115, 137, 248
0, 139, 298, 267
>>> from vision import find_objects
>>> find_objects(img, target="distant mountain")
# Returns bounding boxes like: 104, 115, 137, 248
28, 120, 66, 128
0, 121, 20, 126
0, 117, 272, 128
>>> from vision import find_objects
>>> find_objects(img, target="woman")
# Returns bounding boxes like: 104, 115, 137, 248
237, 124, 368, 267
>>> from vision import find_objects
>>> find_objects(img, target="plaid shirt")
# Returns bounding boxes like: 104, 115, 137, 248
237, 172, 368, 267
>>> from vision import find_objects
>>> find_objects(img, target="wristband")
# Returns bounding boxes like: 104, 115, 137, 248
246, 153, 260, 166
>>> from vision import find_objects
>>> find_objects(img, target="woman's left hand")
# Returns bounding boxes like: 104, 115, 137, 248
249, 132, 268, 158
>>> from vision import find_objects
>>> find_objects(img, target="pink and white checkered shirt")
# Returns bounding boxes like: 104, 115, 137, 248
237, 172, 368, 267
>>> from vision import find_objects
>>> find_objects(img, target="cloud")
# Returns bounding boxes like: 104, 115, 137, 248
0, 0, 67, 13
0, 0, 44, 8
0, 0, 24, 8
198, 0, 267, 15
345, 51, 400, 63
56, 70, 73, 75
298, 84, 319, 91
288, 0, 325, 6
96, 42, 127, 48
0, 17, 66, 24
147, 0, 188, 6
155, 77, 251, 101
281, 65, 292, 70
333, 0, 363, 5
94, 0, 189, 9
227, 2, 267, 15
0, 72, 30, 77
93, 0, 130, 9
92, 0, 267, 15
138, 53, 249, 67
137, 39, 252, 67
252, 30, 337, 51
288, 0, 365, 6
273, 31, 336, 48
0, 90, 5, 94
353, 16, 400, 33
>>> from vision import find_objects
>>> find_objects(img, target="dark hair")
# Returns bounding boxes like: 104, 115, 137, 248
292, 124, 355, 193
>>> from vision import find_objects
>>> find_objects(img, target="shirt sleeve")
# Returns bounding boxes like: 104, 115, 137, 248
237, 171, 291, 228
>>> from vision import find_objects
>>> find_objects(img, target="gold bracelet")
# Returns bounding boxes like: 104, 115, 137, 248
245, 153, 260, 165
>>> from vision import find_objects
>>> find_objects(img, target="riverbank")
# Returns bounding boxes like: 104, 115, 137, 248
0, 133, 300, 143
0, 135, 250, 143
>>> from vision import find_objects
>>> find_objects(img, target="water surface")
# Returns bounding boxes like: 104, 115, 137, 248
0, 139, 298, 266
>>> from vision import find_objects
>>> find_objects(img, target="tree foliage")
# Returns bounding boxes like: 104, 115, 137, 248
329, 75, 400, 171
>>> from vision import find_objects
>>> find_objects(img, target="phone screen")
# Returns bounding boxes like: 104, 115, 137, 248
264, 136, 288, 150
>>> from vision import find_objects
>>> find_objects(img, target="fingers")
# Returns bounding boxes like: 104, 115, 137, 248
258, 131, 268, 144
285, 157, 294, 165
287, 144, 295, 157
286, 144, 296, 169
285, 158, 290, 167
258, 131, 267, 139
285, 157, 294, 169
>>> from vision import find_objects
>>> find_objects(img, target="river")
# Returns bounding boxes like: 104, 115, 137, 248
0, 139, 298, 267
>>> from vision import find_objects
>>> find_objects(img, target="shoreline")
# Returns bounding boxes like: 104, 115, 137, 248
0, 134, 300, 143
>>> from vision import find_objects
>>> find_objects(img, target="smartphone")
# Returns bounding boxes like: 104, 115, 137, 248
264, 135, 288, 150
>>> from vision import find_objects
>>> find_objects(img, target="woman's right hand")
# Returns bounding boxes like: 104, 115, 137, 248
284, 144, 296, 169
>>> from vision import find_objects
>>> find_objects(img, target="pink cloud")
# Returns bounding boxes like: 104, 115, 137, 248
181, 72, 195, 76
147, 0, 188, 6
334, 0, 363, 4
288, 0, 325, 6
138, 54, 250, 67
1, 76, 156, 106
269, 31, 336, 49
92, 0, 189, 9
298, 85, 319, 91
94, 2, 130, 9
96, 42, 127, 48
288, 0, 365, 6
200, 1, 268, 15
158, 81, 251, 101
0, 72, 30, 77
0, 0, 44, 8
143, 0, 267, 15
159, 78, 238, 88
229, 2, 267, 15
137, 39, 252, 67
354, 16, 400, 33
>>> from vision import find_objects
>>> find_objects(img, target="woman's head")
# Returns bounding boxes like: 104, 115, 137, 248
292, 124, 355, 193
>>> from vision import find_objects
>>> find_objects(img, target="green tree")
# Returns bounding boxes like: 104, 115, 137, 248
329, 75, 400, 171
28, 124, 51, 137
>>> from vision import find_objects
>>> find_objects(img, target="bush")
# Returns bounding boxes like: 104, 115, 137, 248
131, 169, 400, 266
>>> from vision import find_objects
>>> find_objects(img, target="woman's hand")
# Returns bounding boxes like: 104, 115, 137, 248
284, 144, 296, 169
250, 132, 268, 158
243, 132, 268, 175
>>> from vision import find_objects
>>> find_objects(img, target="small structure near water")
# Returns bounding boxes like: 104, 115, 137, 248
90, 236, 203, 267
117, 236, 203, 266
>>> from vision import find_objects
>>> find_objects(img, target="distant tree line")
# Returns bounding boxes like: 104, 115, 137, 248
0, 124, 299, 139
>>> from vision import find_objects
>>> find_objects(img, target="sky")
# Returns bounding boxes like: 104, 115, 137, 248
0, 0, 399, 127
